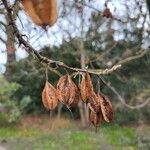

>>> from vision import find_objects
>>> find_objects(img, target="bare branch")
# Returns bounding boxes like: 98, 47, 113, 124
0, 36, 6, 44
2, 0, 121, 75
117, 49, 149, 65
101, 78, 150, 109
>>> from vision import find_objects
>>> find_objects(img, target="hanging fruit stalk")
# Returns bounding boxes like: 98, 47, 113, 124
42, 81, 58, 110
57, 74, 79, 108
20, 0, 57, 28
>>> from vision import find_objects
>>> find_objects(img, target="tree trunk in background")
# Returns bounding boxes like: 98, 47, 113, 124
57, 103, 63, 118
5, 4, 19, 77
78, 38, 89, 127
77, 0, 89, 127
5, 15, 16, 76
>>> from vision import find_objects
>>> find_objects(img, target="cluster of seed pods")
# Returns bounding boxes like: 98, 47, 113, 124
42, 73, 114, 128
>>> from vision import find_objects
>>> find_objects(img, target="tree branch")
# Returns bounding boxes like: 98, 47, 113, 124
2, 0, 121, 75
101, 78, 150, 109
117, 49, 149, 65
0, 36, 6, 44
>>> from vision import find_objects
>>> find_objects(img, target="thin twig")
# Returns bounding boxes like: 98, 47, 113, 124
101, 77, 150, 109
117, 49, 149, 65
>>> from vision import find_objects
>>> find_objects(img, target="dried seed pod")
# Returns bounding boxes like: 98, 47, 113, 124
68, 82, 79, 108
42, 81, 58, 110
87, 92, 103, 127
102, 8, 112, 18
57, 74, 79, 107
57, 75, 69, 104
89, 109, 103, 127
20, 0, 57, 28
87, 93, 100, 114
80, 73, 94, 103
98, 93, 113, 122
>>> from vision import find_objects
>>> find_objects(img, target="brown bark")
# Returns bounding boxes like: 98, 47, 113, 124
78, 100, 86, 126
5, 4, 19, 77
57, 103, 63, 118
78, 38, 89, 127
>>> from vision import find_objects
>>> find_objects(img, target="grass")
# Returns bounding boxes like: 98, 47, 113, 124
0, 127, 41, 138
0, 118, 149, 150
101, 125, 136, 150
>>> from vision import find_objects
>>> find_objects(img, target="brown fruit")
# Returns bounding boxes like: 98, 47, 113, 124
87, 93, 100, 115
42, 81, 58, 110
20, 0, 57, 27
80, 73, 94, 103
102, 8, 112, 18
68, 82, 79, 108
98, 93, 113, 122
89, 109, 103, 127
87, 92, 103, 127
57, 74, 79, 108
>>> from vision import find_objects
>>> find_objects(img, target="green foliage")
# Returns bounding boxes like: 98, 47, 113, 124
115, 106, 150, 125
115, 108, 139, 125
102, 125, 136, 149
0, 127, 41, 138
0, 76, 21, 125
136, 131, 150, 150
20, 96, 33, 111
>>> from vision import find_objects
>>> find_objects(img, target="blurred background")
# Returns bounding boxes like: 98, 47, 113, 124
0, 0, 150, 150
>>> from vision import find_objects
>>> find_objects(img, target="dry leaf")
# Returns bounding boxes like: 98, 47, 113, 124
57, 74, 79, 107
80, 73, 94, 103
98, 93, 113, 122
20, 0, 57, 27
42, 81, 58, 110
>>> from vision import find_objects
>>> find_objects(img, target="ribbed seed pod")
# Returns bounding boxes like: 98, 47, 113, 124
80, 73, 94, 103
42, 81, 58, 110
98, 93, 113, 122
20, 0, 57, 27
67, 81, 79, 108
89, 109, 103, 127
87, 92, 103, 127
57, 74, 79, 108
87, 93, 100, 115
